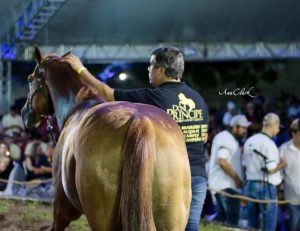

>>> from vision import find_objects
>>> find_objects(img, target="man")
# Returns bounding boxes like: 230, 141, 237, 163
62, 46, 209, 231
208, 114, 249, 226
279, 118, 300, 231
243, 113, 286, 231
1, 105, 24, 138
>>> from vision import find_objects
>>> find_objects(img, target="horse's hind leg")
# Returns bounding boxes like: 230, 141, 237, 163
50, 181, 81, 231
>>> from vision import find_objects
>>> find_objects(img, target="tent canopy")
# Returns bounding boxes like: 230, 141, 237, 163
1, 0, 300, 61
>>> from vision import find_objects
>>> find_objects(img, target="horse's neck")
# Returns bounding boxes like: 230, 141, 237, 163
47, 74, 104, 130
54, 92, 78, 129
47, 75, 82, 130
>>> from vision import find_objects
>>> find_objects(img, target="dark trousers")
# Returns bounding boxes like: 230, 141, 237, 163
214, 188, 241, 226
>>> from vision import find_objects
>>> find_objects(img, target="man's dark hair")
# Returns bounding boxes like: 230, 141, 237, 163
151, 46, 184, 80
10, 104, 18, 111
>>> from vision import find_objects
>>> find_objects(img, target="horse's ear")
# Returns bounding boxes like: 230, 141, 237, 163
33, 44, 42, 64
62, 50, 72, 58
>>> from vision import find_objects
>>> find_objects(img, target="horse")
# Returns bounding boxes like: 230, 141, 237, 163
21, 46, 191, 231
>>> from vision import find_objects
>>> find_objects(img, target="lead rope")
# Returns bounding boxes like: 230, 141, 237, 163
44, 115, 57, 145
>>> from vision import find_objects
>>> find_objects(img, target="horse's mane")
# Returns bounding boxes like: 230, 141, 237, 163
64, 74, 107, 127
43, 53, 105, 104
61, 86, 105, 128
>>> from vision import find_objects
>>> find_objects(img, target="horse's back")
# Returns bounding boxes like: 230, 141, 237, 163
66, 101, 191, 230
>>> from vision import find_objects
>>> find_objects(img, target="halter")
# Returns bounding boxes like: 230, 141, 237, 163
27, 63, 57, 144
28, 65, 47, 105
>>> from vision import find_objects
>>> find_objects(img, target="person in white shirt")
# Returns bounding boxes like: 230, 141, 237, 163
279, 118, 300, 231
1, 105, 24, 138
243, 113, 286, 231
209, 114, 250, 225
222, 101, 236, 127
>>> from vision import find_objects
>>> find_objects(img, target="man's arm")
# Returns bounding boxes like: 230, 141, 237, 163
78, 68, 115, 101
264, 147, 286, 174
41, 165, 52, 174
265, 159, 286, 174
61, 54, 115, 102
218, 158, 244, 188
3, 125, 24, 131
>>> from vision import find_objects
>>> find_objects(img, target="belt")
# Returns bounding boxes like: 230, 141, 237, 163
248, 180, 271, 184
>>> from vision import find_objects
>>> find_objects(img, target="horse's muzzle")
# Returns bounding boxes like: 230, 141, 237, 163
21, 103, 41, 129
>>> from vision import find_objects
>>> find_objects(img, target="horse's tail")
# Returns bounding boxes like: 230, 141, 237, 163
111, 115, 156, 231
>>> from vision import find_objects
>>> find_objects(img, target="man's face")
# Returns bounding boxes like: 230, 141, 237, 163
10, 109, 17, 116
292, 129, 300, 143
236, 126, 247, 138
148, 55, 162, 87
0, 143, 9, 156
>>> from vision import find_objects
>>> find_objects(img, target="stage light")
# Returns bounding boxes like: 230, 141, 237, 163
119, 73, 127, 81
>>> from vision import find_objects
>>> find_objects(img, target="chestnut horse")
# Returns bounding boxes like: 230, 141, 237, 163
21, 47, 191, 231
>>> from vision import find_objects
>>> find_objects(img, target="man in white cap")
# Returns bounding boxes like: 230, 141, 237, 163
209, 114, 250, 226
243, 112, 286, 231
279, 118, 300, 231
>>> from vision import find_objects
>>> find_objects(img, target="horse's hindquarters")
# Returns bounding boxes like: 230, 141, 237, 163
67, 103, 191, 230
152, 124, 191, 230
73, 105, 131, 230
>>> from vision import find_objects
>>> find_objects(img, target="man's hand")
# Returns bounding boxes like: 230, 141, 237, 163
279, 157, 286, 166
235, 178, 244, 189
61, 53, 115, 101
219, 158, 244, 189
267, 158, 287, 174
61, 54, 85, 74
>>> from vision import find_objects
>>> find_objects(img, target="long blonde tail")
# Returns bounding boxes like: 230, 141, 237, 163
111, 115, 156, 231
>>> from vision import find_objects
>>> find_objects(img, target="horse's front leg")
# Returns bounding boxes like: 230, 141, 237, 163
50, 178, 81, 231
50, 144, 82, 231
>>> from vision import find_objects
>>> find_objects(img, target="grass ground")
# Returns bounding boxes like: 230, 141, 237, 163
0, 199, 232, 230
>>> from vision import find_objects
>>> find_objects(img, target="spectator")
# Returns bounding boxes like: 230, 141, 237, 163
244, 102, 262, 136
279, 118, 300, 231
24, 139, 51, 160
0, 142, 14, 190
25, 142, 52, 181
2, 136, 22, 162
208, 114, 250, 226
1, 105, 24, 138
222, 101, 237, 127
243, 113, 286, 231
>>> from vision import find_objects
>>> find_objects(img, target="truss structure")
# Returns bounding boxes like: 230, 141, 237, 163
18, 42, 300, 62
1, 0, 67, 59
0, 61, 12, 115
1, 1, 300, 61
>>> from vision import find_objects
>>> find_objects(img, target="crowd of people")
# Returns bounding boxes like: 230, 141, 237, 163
204, 97, 300, 231
0, 46, 299, 231
1, 97, 299, 230
0, 104, 56, 198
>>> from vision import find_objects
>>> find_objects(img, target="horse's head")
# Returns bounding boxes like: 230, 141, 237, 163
22, 46, 100, 130
21, 46, 55, 129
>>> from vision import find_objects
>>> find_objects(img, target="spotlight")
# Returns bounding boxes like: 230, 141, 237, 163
119, 73, 127, 81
